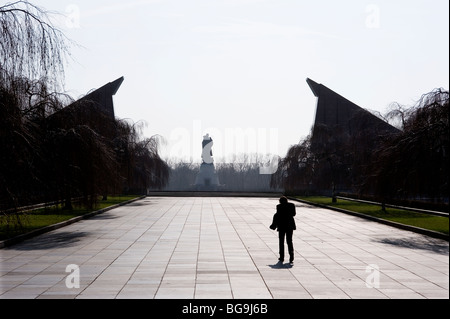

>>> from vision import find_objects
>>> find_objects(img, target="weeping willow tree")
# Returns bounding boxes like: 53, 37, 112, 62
114, 120, 170, 195
0, 1, 71, 91
1, 1, 71, 211
365, 88, 449, 206
270, 135, 317, 194
1, 2, 169, 218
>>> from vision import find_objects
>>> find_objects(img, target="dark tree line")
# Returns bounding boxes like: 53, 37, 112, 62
365, 89, 449, 205
0, 1, 169, 212
272, 88, 449, 208
164, 154, 279, 192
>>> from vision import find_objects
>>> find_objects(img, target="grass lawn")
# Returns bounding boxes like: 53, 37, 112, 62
0, 195, 140, 240
296, 196, 449, 235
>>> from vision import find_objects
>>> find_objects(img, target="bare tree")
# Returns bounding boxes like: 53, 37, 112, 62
366, 88, 449, 205
0, 1, 72, 92
114, 120, 169, 194
1, 2, 172, 230
1, 2, 73, 211
164, 160, 199, 191
270, 135, 316, 194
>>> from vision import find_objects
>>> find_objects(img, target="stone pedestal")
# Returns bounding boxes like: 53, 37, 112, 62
194, 163, 220, 190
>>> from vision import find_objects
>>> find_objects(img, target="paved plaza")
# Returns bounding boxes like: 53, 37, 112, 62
0, 196, 448, 299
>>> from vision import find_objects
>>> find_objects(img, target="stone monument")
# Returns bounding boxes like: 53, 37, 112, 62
194, 134, 220, 190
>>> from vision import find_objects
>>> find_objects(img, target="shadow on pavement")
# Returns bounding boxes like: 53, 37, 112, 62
375, 237, 449, 255
124, 200, 153, 207
12, 231, 91, 251
91, 212, 119, 220
268, 261, 293, 269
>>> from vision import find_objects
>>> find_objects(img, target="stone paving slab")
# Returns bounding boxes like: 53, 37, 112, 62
0, 197, 448, 299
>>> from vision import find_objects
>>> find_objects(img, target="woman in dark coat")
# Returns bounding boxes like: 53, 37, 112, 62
270, 196, 296, 264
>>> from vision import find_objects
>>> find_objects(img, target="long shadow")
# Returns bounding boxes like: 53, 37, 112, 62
268, 261, 293, 269
375, 237, 449, 255
124, 200, 152, 207
90, 212, 119, 220
12, 231, 90, 251
292, 202, 323, 210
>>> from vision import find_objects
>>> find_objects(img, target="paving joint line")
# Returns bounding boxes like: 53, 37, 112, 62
154, 198, 192, 298
221, 198, 274, 299
114, 201, 178, 298
77, 202, 158, 298
214, 199, 235, 299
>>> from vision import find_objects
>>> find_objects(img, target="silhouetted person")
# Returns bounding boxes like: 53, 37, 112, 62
270, 196, 296, 264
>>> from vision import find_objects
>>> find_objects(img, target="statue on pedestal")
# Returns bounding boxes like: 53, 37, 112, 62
201, 133, 214, 164
194, 134, 220, 190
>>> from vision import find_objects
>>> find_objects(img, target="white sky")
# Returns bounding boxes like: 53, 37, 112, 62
36, 0, 449, 163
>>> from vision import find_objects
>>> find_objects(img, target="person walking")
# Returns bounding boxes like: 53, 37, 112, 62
270, 196, 296, 264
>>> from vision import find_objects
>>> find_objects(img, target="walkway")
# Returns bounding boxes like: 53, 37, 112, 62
0, 197, 448, 299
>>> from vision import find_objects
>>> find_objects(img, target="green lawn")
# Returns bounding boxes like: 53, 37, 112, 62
0, 195, 140, 240
295, 196, 449, 235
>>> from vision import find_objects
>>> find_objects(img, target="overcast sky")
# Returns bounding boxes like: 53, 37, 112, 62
37, 0, 449, 163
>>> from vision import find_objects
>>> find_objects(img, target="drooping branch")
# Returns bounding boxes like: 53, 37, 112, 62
0, 1, 72, 91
